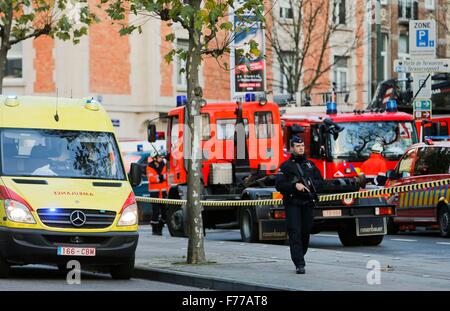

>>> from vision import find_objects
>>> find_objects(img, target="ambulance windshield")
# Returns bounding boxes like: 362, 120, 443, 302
0, 129, 126, 180
329, 121, 418, 162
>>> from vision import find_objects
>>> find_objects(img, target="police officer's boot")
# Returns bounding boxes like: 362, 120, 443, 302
156, 221, 164, 235
151, 223, 161, 235
296, 266, 305, 274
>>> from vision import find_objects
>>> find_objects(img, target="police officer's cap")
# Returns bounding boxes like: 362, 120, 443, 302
290, 135, 304, 146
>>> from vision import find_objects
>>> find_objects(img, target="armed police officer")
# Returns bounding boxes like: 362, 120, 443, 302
275, 135, 324, 274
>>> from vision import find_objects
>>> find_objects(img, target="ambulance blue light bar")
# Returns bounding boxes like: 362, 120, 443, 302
326, 102, 337, 114
386, 100, 398, 112
176, 95, 187, 107
245, 93, 256, 102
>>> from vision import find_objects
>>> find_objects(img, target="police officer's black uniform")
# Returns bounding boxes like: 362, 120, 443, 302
275, 136, 324, 274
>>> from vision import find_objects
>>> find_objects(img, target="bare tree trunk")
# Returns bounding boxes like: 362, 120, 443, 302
0, 46, 8, 93
185, 0, 206, 264
0, 2, 13, 93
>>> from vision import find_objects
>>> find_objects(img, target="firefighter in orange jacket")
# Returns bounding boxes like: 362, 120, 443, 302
360, 142, 388, 186
147, 150, 167, 235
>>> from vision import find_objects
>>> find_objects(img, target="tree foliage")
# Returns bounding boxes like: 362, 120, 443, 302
101, 0, 265, 67
267, 0, 364, 101
102, 0, 265, 264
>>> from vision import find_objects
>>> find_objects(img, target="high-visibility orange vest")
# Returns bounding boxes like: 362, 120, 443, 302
360, 153, 388, 178
147, 160, 167, 198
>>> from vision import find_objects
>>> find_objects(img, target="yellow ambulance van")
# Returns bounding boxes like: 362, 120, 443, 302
0, 95, 138, 279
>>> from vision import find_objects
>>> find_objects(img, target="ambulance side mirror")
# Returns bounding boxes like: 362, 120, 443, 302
148, 124, 157, 143
129, 163, 142, 187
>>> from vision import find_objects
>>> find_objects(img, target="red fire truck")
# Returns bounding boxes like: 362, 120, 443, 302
133, 96, 396, 246
281, 104, 419, 179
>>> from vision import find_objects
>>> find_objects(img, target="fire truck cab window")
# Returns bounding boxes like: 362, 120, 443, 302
217, 119, 235, 140
414, 147, 450, 176
310, 125, 322, 158
169, 116, 180, 165
216, 119, 249, 140
255, 112, 273, 139
202, 113, 211, 140
329, 121, 417, 161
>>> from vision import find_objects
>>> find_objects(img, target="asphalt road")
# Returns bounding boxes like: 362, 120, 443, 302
204, 227, 450, 261
2, 226, 448, 290
0, 265, 205, 291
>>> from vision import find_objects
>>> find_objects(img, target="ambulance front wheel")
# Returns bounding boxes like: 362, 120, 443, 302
167, 205, 187, 237
110, 255, 135, 280
438, 205, 450, 238
0, 255, 10, 278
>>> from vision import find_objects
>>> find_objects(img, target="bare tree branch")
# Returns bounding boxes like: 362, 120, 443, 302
267, 0, 366, 100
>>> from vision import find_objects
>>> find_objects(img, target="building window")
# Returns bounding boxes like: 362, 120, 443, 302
381, 33, 389, 80
280, 7, 293, 19
278, 51, 294, 94
176, 39, 189, 88
398, 34, 409, 58
333, 56, 348, 92
5, 42, 22, 79
333, 0, 346, 25
398, 0, 418, 20
424, 0, 435, 10
279, 0, 293, 19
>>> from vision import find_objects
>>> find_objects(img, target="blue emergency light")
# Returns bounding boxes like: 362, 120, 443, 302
326, 102, 337, 114
245, 93, 256, 102
137, 144, 143, 152
386, 100, 398, 112
176, 95, 187, 107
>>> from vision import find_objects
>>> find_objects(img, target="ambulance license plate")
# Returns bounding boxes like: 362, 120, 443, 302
323, 209, 342, 217
57, 247, 96, 257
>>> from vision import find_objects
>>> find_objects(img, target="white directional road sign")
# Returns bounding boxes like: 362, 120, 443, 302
412, 73, 432, 99
394, 59, 450, 73
413, 99, 432, 121
409, 20, 436, 57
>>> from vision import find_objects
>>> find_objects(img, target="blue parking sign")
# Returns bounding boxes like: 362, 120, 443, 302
416, 29, 429, 47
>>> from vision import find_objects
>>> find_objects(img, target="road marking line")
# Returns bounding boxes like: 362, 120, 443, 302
436, 242, 450, 245
316, 234, 339, 238
390, 239, 418, 242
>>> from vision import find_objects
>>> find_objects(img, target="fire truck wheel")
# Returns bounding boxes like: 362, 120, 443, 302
438, 206, 450, 238
387, 218, 400, 235
0, 255, 10, 278
167, 205, 187, 237
359, 235, 384, 246
240, 207, 259, 243
338, 221, 361, 247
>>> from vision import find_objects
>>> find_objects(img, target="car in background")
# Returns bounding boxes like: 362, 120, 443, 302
385, 138, 450, 237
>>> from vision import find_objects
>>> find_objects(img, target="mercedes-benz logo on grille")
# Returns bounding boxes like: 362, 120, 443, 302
70, 210, 86, 227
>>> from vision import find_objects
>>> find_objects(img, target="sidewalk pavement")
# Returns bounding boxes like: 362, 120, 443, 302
133, 226, 450, 291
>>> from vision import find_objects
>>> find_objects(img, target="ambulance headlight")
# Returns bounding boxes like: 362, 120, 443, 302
118, 203, 138, 226
4, 199, 36, 224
